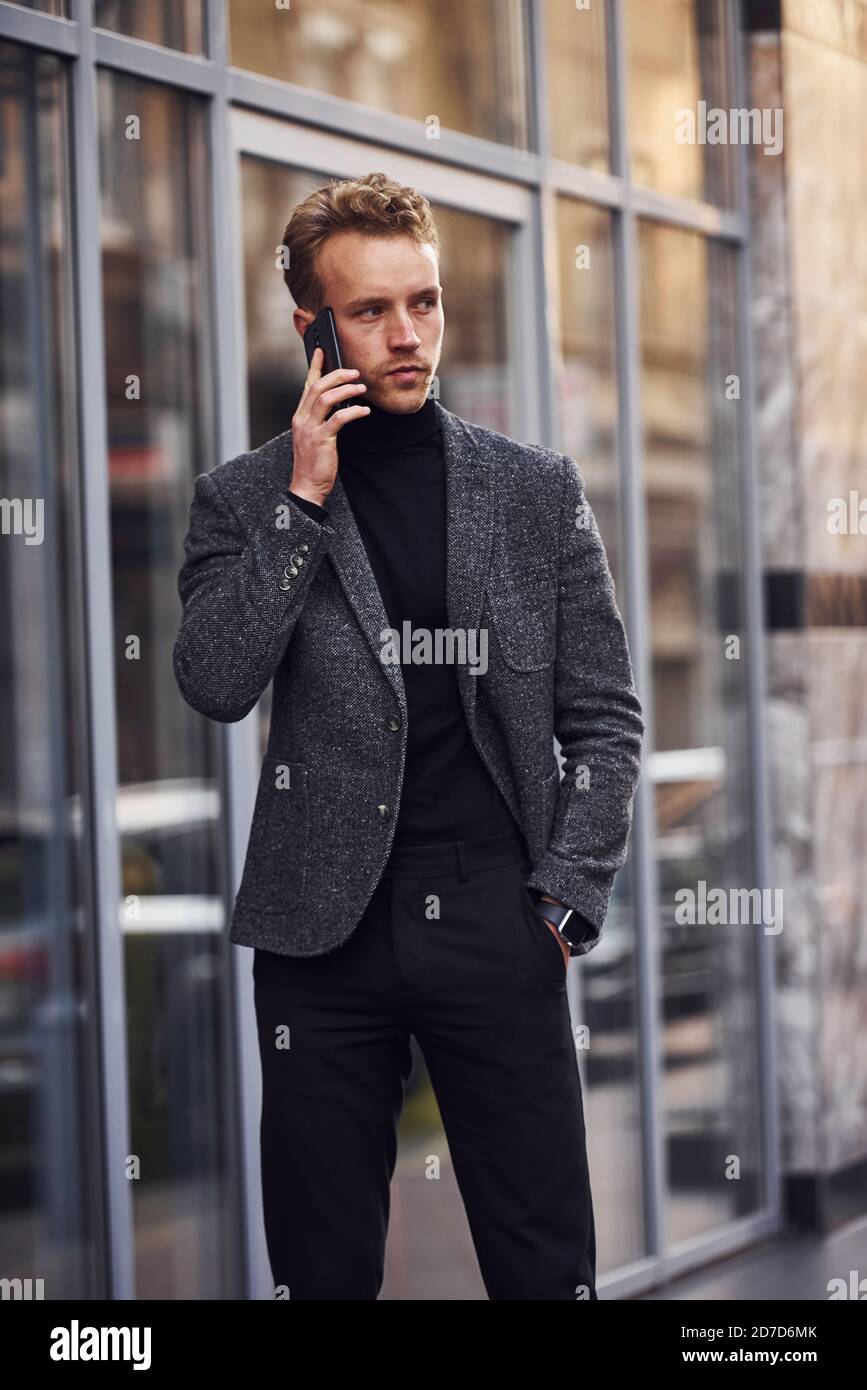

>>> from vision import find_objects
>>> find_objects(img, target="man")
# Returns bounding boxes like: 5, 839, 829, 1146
173, 172, 644, 1300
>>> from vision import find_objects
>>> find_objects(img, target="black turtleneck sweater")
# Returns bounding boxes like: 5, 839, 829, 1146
286, 396, 526, 852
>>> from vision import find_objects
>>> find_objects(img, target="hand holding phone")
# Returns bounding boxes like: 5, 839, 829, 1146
291, 308, 370, 506
303, 308, 343, 383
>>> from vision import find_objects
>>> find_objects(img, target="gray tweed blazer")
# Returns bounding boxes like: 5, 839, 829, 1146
173, 400, 644, 958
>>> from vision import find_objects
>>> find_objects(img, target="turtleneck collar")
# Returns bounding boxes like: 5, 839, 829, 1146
337, 393, 439, 456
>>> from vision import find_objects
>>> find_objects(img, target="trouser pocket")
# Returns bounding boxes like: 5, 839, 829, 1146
513, 863, 567, 979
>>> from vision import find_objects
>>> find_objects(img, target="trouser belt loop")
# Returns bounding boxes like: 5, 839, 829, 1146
455, 841, 469, 882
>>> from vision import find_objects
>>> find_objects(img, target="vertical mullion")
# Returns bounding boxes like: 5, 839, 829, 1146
525, 0, 558, 449
528, 0, 594, 1052
526, 0, 582, 1033
728, 0, 781, 1224
511, 213, 547, 445
608, 0, 667, 1268
204, 0, 273, 1301
507, 4, 546, 447
68, 0, 136, 1300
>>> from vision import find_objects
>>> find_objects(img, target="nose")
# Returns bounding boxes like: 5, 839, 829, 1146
387, 311, 421, 351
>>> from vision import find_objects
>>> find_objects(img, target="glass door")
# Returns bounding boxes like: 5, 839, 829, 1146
232, 113, 541, 1299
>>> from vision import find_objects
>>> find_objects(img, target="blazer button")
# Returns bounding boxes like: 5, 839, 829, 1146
283, 565, 298, 578
377, 804, 390, 820
278, 578, 291, 591
385, 714, 400, 731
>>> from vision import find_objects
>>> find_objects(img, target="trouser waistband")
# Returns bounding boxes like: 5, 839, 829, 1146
381, 824, 529, 882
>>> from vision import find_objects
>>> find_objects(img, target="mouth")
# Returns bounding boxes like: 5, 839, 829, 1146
387, 366, 425, 380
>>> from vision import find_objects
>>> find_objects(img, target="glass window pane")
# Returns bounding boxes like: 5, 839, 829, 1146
554, 197, 646, 1269
425, 204, 512, 429
5, 0, 67, 13
0, 44, 99, 1297
94, 0, 203, 55
626, 0, 733, 206
97, 70, 237, 1297
543, 0, 610, 170
638, 220, 764, 1244
229, 0, 530, 149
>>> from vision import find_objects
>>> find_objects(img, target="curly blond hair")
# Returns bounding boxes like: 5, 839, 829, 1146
281, 171, 441, 312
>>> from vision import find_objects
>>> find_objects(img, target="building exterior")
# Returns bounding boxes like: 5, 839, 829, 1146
0, 0, 864, 1299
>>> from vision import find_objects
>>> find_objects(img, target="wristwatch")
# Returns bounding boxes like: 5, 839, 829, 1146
535, 899, 590, 952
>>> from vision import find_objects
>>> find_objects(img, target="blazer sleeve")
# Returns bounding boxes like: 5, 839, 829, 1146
525, 455, 645, 951
172, 467, 333, 723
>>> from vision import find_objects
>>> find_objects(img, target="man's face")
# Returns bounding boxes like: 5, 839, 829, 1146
295, 231, 444, 413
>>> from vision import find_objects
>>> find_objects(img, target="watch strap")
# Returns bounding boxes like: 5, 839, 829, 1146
536, 901, 575, 934
535, 899, 595, 951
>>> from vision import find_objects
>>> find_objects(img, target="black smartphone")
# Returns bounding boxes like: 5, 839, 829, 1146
303, 307, 355, 418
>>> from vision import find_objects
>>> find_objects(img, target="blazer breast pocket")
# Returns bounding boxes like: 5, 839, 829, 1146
236, 760, 308, 913
484, 563, 557, 672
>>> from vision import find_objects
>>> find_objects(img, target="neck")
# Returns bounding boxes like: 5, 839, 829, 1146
337, 393, 439, 456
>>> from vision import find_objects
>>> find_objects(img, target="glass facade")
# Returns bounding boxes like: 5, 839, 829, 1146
552, 198, 646, 1267
94, 0, 204, 53
0, 43, 103, 1301
0, 40, 100, 1301
5, 1, 67, 14
544, 0, 610, 169
2, 0, 818, 1298
96, 69, 238, 1298
229, 0, 530, 148
626, 0, 734, 206
637, 222, 763, 1241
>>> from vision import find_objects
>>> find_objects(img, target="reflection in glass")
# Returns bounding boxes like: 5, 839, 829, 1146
0, 44, 98, 1298
429, 205, 511, 432
626, 0, 733, 206
5, 0, 66, 13
637, 220, 762, 1244
240, 154, 517, 1295
229, 0, 529, 149
543, 0, 609, 170
554, 198, 645, 1270
97, 71, 236, 1297
94, 0, 203, 54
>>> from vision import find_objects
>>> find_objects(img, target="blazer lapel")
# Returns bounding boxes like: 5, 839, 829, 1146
438, 402, 494, 711
284, 399, 494, 718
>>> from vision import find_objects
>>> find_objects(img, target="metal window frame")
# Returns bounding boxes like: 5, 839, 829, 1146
0, 0, 777, 1301
605, 0, 669, 1285
69, 0, 135, 1301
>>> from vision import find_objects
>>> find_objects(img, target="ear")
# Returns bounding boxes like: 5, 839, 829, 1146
293, 307, 314, 339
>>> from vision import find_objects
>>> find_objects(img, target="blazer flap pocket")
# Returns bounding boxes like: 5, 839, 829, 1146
485, 564, 557, 671
238, 760, 308, 912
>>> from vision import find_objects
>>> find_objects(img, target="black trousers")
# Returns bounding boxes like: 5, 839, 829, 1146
252, 826, 597, 1300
